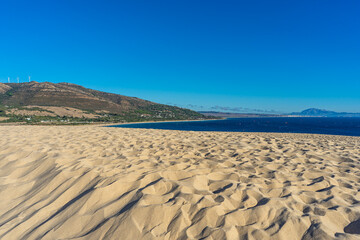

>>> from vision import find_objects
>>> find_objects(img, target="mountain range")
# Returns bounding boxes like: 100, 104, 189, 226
0, 82, 205, 123
291, 108, 360, 117
200, 108, 360, 118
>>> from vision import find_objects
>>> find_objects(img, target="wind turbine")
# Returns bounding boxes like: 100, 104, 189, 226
8, 77, 10, 83
17, 77, 19, 83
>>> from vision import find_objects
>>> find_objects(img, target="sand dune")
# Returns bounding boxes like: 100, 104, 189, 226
0, 125, 359, 239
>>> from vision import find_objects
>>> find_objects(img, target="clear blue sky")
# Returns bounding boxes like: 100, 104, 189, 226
1, 0, 359, 113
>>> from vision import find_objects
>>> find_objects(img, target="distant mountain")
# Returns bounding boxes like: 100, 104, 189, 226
0, 82, 206, 123
291, 108, 360, 117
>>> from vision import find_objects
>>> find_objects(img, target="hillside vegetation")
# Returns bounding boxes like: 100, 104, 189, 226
0, 82, 206, 124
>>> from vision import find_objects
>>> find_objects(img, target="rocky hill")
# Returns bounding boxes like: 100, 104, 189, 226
0, 82, 205, 124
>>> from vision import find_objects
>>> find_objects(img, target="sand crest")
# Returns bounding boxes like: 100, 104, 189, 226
0, 126, 359, 239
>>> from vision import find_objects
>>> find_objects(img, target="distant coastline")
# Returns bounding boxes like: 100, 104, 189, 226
200, 108, 360, 118
198, 111, 287, 118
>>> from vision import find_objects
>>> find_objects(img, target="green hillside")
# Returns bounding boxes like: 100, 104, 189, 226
0, 82, 207, 124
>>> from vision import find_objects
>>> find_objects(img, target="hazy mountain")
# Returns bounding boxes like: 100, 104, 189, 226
291, 108, 360, 117
199, 111, 284, 118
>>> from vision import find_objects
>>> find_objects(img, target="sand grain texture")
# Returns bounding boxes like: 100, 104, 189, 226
0, 126, 359, 239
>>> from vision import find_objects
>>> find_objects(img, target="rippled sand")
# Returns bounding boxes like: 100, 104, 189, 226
0, 125, 359, 239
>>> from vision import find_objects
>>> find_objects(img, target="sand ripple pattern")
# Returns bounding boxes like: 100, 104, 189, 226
0, 126, 360, 239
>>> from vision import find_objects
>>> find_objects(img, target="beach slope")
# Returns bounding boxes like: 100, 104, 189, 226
0, 126, 359, 239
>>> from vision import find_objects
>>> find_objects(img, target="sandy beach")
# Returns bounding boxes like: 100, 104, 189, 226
0, 125, 359, 239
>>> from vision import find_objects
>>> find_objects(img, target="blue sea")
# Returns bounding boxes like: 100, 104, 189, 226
111, 117, 360, 137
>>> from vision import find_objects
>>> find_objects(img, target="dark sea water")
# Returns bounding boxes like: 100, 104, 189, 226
111, 117, 360, 137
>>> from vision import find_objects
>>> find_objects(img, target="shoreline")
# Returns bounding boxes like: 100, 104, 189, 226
105, 118, 360, 138
0, 117, 223, 127
2, 118, 358, 138
101, 117, 224, 127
